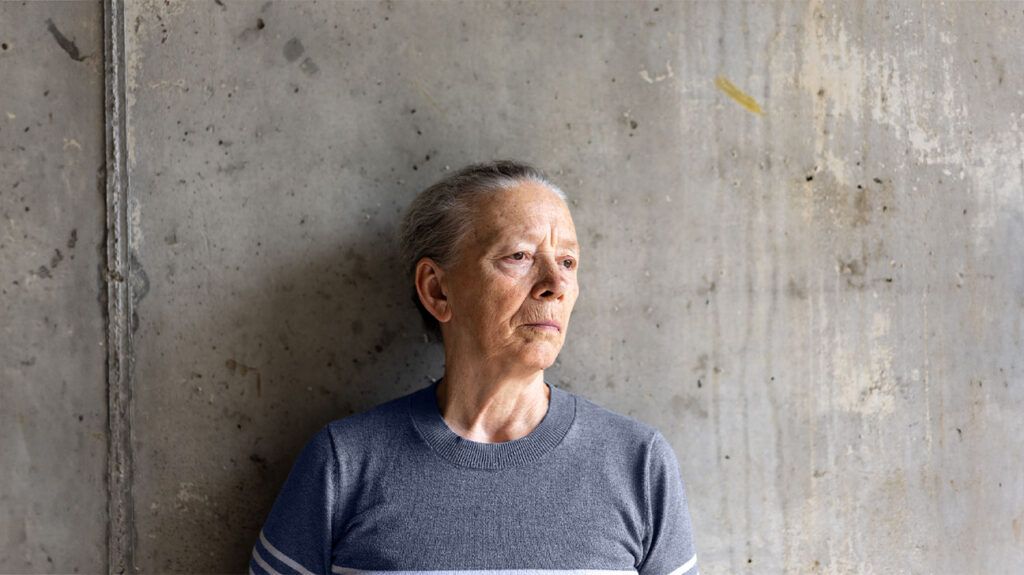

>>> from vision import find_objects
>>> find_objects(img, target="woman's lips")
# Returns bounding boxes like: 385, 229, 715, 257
525, 322, 561, 332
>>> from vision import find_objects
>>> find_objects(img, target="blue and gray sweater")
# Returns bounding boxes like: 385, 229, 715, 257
249, 379, 699, 575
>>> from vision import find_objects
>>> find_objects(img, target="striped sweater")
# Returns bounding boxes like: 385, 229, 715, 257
249, 379, 699, 575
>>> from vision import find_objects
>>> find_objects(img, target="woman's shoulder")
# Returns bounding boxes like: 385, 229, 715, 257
563, 386, 663, 447
312, 386, 420, 457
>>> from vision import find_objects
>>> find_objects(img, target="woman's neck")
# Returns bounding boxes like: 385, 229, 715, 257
434, 371, 551, 444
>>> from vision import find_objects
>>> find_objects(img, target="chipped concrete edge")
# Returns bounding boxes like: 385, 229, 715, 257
103, 0, 136, 572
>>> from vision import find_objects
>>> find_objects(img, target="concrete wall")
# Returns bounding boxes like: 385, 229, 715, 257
0, 0, 108, 571
2, 0, 1021, 573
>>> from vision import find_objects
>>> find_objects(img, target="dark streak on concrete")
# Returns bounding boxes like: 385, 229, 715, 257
218, 160, 248, 175
672, 393, 709, 419
852, 187, 871, 226
300, 57, 319, 75
283, 37, 304, 62
786, 277, 807, 300
45, 18, 86, 62
837, 253, 868, 289
239, 18, 266, 41
249, 453, 268, 474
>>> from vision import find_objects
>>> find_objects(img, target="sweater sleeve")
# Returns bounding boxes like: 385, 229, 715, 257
249, 424, 341, 575
637, 430, 699, 575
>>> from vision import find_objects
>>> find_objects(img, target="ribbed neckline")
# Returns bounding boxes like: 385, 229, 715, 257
408, 377, 576, 470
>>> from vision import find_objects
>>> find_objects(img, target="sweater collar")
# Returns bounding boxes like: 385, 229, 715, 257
409, 377, 575, 470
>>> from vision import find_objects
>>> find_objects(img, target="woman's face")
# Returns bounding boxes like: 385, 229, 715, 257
441, 181, 580, 373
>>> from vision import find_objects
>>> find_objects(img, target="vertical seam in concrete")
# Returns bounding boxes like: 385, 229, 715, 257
103, 0, 136, 572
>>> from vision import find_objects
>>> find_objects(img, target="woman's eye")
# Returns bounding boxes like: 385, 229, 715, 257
506, 252, 575, 269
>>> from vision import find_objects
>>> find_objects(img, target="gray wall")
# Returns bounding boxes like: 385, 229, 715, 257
1, 0, 108, 572
2, 0, 1021, 573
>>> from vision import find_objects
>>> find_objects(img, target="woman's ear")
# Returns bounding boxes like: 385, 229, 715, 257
414, 257, 452, 324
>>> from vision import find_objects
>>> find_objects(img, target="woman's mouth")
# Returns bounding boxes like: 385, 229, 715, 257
524, 322, 561, 332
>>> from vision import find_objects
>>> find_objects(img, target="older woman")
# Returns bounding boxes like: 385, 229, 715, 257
249, 160, 699, 575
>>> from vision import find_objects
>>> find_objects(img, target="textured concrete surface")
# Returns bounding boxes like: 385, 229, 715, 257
0, 1, 108, 572
3, 0, 1023, 573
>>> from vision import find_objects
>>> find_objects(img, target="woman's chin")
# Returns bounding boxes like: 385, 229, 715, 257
516, 345, 561, 369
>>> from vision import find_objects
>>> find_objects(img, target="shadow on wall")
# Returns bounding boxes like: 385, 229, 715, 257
166, 222, 441, 568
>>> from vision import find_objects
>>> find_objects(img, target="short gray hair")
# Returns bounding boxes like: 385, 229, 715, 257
397, 159, 568, 343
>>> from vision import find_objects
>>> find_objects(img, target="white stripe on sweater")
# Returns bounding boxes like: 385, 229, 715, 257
666, 553, 697, 575
335, 564, 638, 568
259, 529, 316, 575
252, 546, 282, 575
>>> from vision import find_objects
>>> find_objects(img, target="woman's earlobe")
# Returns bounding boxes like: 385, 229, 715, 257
429, 279, 451, 322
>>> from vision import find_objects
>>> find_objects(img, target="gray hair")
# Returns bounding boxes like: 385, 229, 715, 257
397, 159, 568, 344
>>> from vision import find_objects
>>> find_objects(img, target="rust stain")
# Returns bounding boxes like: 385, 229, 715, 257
714, 76, 764, 115
226, 358, 262, 398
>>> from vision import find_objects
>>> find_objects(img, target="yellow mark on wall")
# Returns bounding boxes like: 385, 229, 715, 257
714, 76, 764, 116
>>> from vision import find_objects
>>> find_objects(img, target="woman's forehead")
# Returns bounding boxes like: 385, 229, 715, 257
474, 217, 578, 249
477, 185, 571, 220
468, 184, 577, 244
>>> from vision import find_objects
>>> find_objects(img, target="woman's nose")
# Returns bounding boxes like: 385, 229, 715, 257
532, 256, 568, 300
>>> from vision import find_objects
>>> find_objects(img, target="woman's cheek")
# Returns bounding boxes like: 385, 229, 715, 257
496, 262, 529, 279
